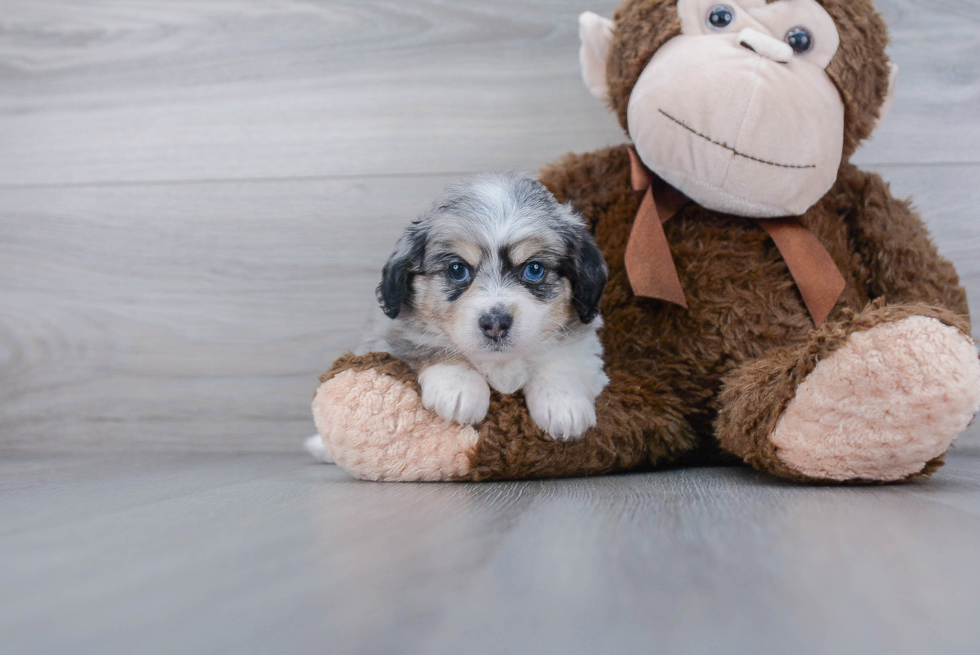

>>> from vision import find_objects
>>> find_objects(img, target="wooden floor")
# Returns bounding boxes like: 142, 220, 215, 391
3, 448, 980, 655
2, 1, 980, 653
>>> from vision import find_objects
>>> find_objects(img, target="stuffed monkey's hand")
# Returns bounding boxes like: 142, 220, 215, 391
419, 362, 491, 426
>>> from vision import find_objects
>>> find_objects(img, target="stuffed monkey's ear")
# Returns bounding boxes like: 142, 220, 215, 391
579, 12, 615, 103
376, 226, 427, 319
874, 63, 900, 131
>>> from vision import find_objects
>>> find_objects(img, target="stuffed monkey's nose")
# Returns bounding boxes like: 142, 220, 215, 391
738, 28, 793, 64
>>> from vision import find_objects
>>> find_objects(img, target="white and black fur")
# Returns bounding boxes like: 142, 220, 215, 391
360, 172, 609, 440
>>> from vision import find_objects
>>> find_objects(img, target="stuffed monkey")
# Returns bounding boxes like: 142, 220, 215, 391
313, 0, 980, 483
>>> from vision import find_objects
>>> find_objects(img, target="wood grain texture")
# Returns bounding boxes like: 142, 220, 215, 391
0, 0, 977, 189
0, 0, 624, 186
1, 0, 979, 452
2, 448, 980, 655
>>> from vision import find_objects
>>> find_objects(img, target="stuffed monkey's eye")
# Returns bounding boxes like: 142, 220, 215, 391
707, 5, 736, 30
785, 27, 814, 54
523, 262, 546, 282
447, 262, 472, 283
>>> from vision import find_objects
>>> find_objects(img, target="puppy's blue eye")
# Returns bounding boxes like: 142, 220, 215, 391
707, 5, 735, 30
523, 262, 546, 282
447, 262, 471, 283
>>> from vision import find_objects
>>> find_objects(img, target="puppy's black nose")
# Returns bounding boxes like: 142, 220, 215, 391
479, 311, 512, 341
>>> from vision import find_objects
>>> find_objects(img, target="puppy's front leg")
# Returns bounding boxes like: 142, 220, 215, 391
418, 362, 491, 426
524, 332, 609, 441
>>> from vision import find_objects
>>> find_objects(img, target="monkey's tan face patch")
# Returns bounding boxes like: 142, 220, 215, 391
625, 0, 844, 218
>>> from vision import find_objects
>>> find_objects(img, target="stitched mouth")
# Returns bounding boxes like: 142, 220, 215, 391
658, 109, 817, 170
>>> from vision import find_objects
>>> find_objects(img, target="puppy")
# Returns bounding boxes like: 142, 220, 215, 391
360, 172, 609, 440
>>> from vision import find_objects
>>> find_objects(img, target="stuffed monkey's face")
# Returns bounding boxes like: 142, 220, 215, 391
583, 0, 864, 218
633, 0, 843, 217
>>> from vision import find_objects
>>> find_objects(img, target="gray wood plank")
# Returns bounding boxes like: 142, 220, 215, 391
0, 0, 624, 186
905, 442, 980, 517
2, 451, 979, 655
0, 0, 977, 189
852, 0, 980, 167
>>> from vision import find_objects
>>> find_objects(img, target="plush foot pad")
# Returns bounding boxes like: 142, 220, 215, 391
772, 316, 980, 481
312, 369, 478, 481
772, 316, 980, 482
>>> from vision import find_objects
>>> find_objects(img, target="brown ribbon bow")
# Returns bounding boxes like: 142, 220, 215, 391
624, 147, 846, 326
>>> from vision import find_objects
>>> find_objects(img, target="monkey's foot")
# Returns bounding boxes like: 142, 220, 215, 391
312, 354, 477, 481
772, 316, 980, 481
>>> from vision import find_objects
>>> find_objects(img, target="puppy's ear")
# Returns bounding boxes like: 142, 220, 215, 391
564, 216, 607, 324
377, 224, 427, 319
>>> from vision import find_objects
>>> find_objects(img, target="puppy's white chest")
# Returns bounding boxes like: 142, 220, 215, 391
478, 359, 530, 395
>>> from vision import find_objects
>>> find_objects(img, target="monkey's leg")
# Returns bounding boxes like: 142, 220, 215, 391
715, 302, 980, 483
313, 353, 697, 482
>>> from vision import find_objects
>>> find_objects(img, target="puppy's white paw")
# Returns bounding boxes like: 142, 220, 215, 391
525, 385, 598, 441
419, 363, 491, 426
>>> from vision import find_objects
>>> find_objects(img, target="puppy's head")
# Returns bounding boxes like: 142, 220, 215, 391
378, 172, 607, 359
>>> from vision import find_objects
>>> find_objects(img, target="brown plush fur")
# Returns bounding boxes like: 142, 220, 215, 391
321, 0, 972, 483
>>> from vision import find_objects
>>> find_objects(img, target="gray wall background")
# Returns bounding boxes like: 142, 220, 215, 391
1, 0, 978, 452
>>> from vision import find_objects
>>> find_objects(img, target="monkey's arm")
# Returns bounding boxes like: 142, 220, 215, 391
842, 165, 969, 323
313, 351, 697, 481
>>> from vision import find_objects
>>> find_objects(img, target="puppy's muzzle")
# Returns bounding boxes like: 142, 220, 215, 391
479, 310, 513, 342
